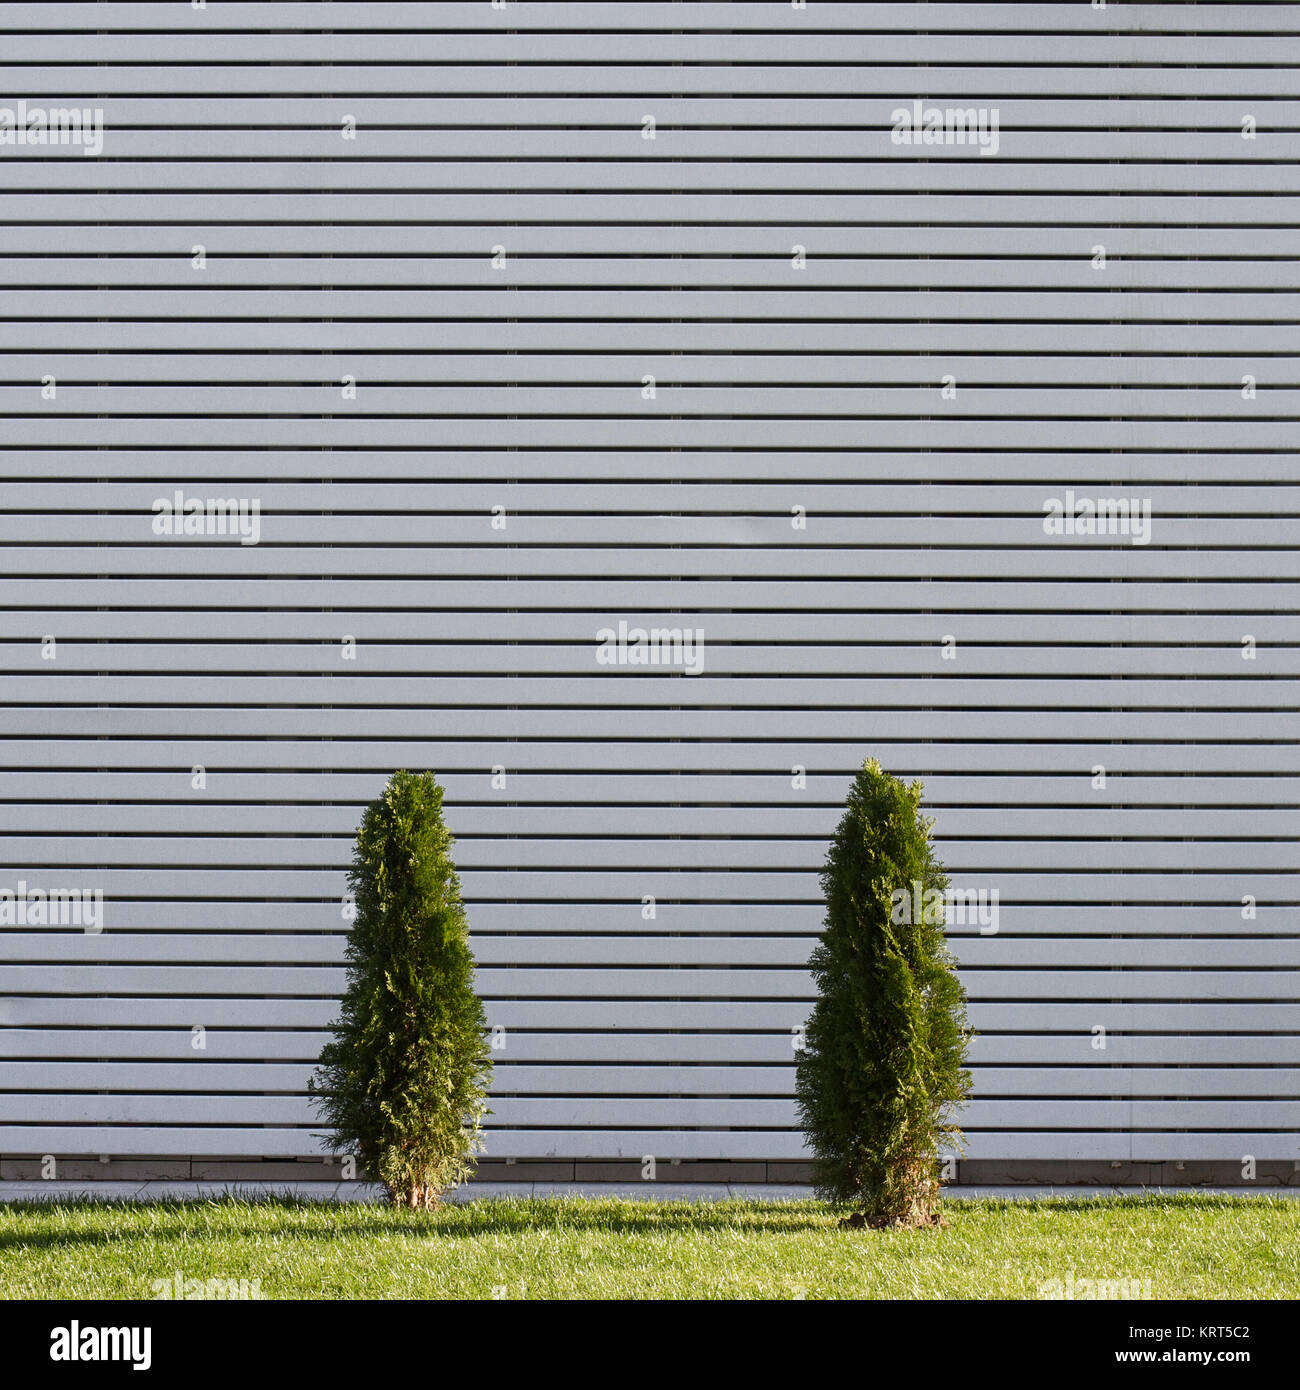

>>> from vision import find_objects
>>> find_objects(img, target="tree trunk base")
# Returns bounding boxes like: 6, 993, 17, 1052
841, 1209, 948, 1231
389, 1184, 442, 1211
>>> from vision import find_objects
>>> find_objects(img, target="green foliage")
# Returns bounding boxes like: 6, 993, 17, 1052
309, 770, 493, 1207
795, 758, 972, 1224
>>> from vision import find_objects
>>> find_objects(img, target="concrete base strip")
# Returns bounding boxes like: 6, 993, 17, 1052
0, 1180, 1296, 1204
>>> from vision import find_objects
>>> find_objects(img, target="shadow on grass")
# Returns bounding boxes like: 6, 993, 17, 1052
0, 1190, 1281, 1258
0, 1194, 833, 1252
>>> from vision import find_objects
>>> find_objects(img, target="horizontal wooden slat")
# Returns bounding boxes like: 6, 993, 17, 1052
8, 30, 1300, 63
0, 803, 1294, 839
3, 997, 1295, 1032
3, 355, 1299, 389
5, 223, 1300, 258
4, 962, 1298, 1002
15, 385, 1300, 417
0, 869, 1293, 905
20, 574, 1276, 613
2, 1031, 1292, 1069
6, 551, 1296, 583
6, 938, 1300, 978
13, 131, 1300, 167
0, 60, 1296, 96
6, 643, 1299, 679
4, 193, 1298, 226
6, 324, 1296, 356
5, 5, 1297, 37
6, 673, 1299, 710
8, 420, 1296, 450
2, 709, 1295, 743
6, 740, 1298, 775
9, 514, 1296, 543
6, 288, 1299, 319
11, 163, 1300, 197
2, 1126, 1292, 1162
3, 934, 1298, 971
5, 900, 1297, 935
0, 832, 1297, 872
0, 770, 1296, 804
5, 1093, 1299, 1132
7, 1061, 1299, 1102
3, 611, 1297, 643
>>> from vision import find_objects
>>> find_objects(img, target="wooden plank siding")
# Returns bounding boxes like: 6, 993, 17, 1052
0, 2, 1295, 1167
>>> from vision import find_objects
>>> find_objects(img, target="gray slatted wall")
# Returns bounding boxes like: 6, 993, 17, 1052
0, 2, 1297, 1168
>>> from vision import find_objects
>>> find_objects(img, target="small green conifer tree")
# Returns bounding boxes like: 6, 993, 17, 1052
795, 758, 972, 1226
310, 770, 492, 1207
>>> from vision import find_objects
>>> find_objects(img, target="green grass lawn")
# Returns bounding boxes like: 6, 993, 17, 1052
1, 1194, 1295, 1300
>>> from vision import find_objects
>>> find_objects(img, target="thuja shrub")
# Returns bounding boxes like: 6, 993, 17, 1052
795, 758, 972, 1227
310, 770, 492, 1208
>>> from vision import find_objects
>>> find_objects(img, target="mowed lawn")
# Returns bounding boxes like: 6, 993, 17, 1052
1, 1194, 1295, 1300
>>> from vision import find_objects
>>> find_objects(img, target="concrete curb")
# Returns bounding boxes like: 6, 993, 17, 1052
1, 1180, 1296, 1204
